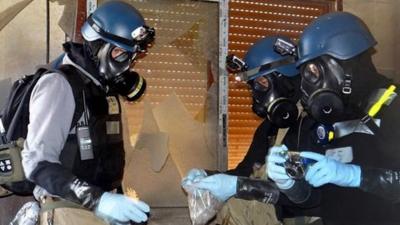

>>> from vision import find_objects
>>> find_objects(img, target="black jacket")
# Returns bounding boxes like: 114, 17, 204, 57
226, 119, 278, 177
281, 87, 400, 225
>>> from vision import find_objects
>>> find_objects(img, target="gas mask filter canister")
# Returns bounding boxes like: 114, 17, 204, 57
109, 70, 147, 102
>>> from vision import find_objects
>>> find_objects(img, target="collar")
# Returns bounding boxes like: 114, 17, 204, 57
333, 118, 381, 138
62, 54, 108, 92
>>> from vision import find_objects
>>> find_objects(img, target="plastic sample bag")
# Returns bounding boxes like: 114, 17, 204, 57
184, 184, 223, 225
10, 201, 39, 225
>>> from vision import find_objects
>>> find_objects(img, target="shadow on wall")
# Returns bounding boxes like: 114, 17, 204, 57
344, 0, 400, 81
0, 78, 11, 110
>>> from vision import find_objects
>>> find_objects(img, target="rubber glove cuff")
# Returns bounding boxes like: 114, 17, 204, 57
227, 175, 238, 199
344, 164, 361, 187
276, 178, 295, 190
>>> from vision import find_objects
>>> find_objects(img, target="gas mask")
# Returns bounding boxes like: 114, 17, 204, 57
300, 56, 352, 124
95, 43, 147, 101
250, 73, 299, 128
97, 43, 136, 80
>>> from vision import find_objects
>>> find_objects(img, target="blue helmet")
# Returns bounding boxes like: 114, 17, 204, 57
297, 12, 376, 66
230, 36, 300, 128
244, 36, 299, 79
81, 1, 154, 53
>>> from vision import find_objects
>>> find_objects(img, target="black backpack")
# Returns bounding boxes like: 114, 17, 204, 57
0, 65, 84, 195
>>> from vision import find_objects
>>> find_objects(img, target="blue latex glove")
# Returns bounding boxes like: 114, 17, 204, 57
181, 168, 207, 188
95, 192, 150, 224
192, 174, 238, 202
300, 151, 361, 187
266, 145, 294, 189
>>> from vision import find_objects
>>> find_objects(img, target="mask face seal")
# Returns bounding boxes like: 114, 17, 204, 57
300, 56, 352, 124
97, 43, 136, 80
250, 73, 299, 128
109, 70, 147, 102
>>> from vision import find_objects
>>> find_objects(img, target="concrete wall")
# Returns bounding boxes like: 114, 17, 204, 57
0, 0, 65, 107
0, 0, 66, 75
344, 0, 400, 81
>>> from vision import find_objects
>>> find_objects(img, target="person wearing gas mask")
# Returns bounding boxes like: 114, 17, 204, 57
266, 12, 400, 225
16, 1, 154, 225
182, 36, 301, 225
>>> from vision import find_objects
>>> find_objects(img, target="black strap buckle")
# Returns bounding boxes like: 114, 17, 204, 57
361, 115, 380, 135
361, 115, 371, 124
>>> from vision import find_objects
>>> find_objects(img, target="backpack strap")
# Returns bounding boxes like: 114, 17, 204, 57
2, 64, 86, 141
54, 65, 86, 131
3, 68, 50, 141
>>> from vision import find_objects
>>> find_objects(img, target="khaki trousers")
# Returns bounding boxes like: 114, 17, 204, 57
216, 198, 282, 225
39, 197, 108, 225
0, 186, 12, 197
40, 207, 108, 225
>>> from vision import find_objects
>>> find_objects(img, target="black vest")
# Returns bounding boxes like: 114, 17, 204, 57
59, 66, 125, 191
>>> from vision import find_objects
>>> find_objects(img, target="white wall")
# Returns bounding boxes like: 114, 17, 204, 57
344, 0, 400, 81
0, 0, 65, 79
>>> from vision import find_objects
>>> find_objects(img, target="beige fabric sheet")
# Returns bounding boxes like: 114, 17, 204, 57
152, 93, 216, 177
123, 93, 216, 207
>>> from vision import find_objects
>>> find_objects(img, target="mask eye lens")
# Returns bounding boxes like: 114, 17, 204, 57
253, 76, 270, 92
111, 47, 135, 63
114, 52, 129, 62
303, 63, 321, 83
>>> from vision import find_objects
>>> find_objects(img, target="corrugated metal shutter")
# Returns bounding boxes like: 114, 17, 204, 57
121, 0, 219, 144
227, 0, 341, 169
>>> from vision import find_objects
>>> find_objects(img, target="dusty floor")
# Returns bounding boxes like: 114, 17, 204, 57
148, 207, 192, 225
